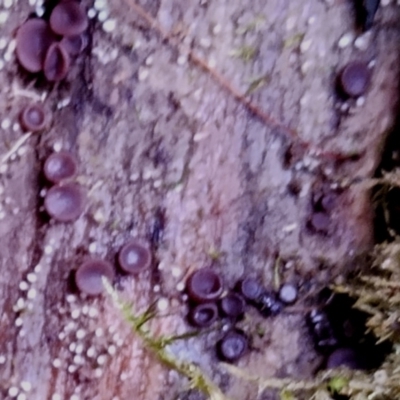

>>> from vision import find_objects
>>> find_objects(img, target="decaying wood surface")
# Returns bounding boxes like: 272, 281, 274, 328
0, 0, 400, 399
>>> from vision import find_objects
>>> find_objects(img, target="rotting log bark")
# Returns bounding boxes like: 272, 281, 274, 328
0, 1, 400, 399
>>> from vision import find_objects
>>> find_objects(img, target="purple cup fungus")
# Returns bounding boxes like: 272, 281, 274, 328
186, 268, 223, 303
44, 182, 85, 222
236, 277, 263, 303
339, 61, 371, 98
43, 151, 78, 183
19, 103, 48, 132
278, 283, 298, 305
50, 1, 88, 36
219, 292, 246, 318
188, 302, 218, 328
326, 347, 361, 370
118, 239, 152, 274
43, 43, 71, 82
75, 258, 115, 295
60, 34, 87, 56
309, 212, 330, 233
16, 19, 57, 73
217, 330, 248, 362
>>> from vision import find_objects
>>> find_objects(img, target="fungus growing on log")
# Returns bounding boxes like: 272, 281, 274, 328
188, 303, 218, 328
43, 151, 78, 183
43, 43, 70, 82
44, 182, 85, 222
16, 19, 57, 73
60, 34, 87, 56
217, 330, 248, 362
75, 259, 115, 295
339, 61, 371, 98
278, 283, 298, 305
50, 1, 88, 36
19, 103, 48, 132
118, 239, 152, 274
219, 292, 246, 318
186, 268, 223, 303
236, 277, 263, 303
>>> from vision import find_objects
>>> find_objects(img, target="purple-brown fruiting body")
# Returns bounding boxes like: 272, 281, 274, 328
278, 283, 298, 305
16, 19, 58, 73
186, 268, 223, 303
310, 212, 330, 233
60, 34, 87, 56
236, 277, 262, 302
44, 182, 85, 222
43, 151, 78, 183
75, 258, 115, 295
19, 103, 47, 132
50, 2, 88, 36
118, 239, 152, 274
188, 302, 218, 327
340, 61, 371, 98
220, 292, 246, 318
43, 43, 70, 81
326, 348, 360, 370
217, 331, 248, 362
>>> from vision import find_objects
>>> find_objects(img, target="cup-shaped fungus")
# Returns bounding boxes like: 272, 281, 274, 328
278, 283, 298, 305
326, 348, 361, 370
235, 277, 263, 303
19, 103, 48, 132
60, 34, 87, 56
339, 61, 371, 98
44, 182, 85, 222
16, 19, 57, 73
43, 43, 70, 81
188, 303, 218, 328
217, 330, 248, 362
43, 151, 78, 183
50, 1, 88, 36
75, 259, 115, 295
219, 292, 246, 318
118, 239, 152, 274
186, 268, 223, 303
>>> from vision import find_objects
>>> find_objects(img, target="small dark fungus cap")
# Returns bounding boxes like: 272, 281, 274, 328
75, 258, 115, 295
186, 268, 223, 303
326, 348, 361, 370
278, 283, 298, 305
44, 182, 85, 222
321, 192, 337, 212
43, 151, 78, 183
50, 2, 88, 36
60, 34, 87, 56
44, 43, 70, 81
16, 19, 57, 73
340, 62, 371, 97
19, 103, 47, 132
188, 303, 218, 328
219, 292, 246, 318
236, 277, 263, 302
310, 212, 330, 233
217, 331, 248, 362
118, 239, 152, 274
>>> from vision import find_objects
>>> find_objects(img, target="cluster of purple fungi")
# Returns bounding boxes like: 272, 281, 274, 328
41, 149, 152, 296
11, 0, 387, 374
185, 268, 298, 362
16, 1, 88, 81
